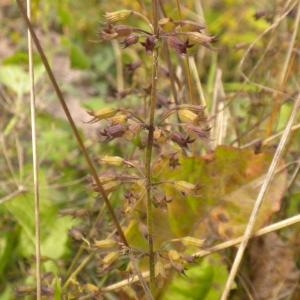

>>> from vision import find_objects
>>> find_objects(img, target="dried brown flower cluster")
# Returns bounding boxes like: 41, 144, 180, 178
100, 9, 215, 55
88, 6, 216, 294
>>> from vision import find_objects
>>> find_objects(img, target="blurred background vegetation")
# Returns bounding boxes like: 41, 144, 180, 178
0, 0, 299, 299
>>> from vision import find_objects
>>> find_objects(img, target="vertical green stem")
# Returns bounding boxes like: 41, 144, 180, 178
145, 0, 159, 293
145, 48, 158, 293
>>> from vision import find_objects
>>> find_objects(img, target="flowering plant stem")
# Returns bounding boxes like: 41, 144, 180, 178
145, 0, 159, 293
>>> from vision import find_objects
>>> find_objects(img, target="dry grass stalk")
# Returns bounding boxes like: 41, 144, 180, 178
26, 0, 41, 298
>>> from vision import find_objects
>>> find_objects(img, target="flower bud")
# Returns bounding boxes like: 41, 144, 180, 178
168, 249, 181, 261
102, 251, 119, 267
94, 239, 117, 249
124, 123, 141, 140
103, 180, 120, 194
168, 36, 193, 55
87, 107, 119, 123
101, 24, 133, 41
186, 32, 216, 45
121, 34, 139, 48
141, 36, 158, 53
100, 124, 127, 141
69, 228, 84, 241
155, 260, 167, 278
178, 109, 198, 123
154, 128, 167, 143
180, 236, 205, 247
114, 25, 133, 37
84, 284, 99, 293
110, 114, 128, 125
105, 10, 132, 22
186, 124, 210, 139
170, 132, 194, 148
173, 180, 195, 194
100, 156, 124, 166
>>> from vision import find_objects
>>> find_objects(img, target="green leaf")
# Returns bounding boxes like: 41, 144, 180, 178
287, 193, 300, 216
162, 256, 227, 300
277, 103, 293, 131
58, 6, 73, 27
92, 48, 114, 73
0, 285, 13, 300
0, 228, 20, 279
3, 172, 77, 260
0, 64, 44, 96
54, 277, 63, 300
41, 216, 76, 260
4, 193, 36, 256
125, 220, 148, 250
0, 65, 30, 96
3, 52, 42, 66
70, 44, 91, 70
37, 113, 81, 167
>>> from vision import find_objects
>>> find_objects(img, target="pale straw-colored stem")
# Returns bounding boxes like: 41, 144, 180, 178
26, 0, 41, 298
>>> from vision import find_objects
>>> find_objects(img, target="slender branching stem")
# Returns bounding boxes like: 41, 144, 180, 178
144, 0, 160, 293
16, 0, 128, 246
